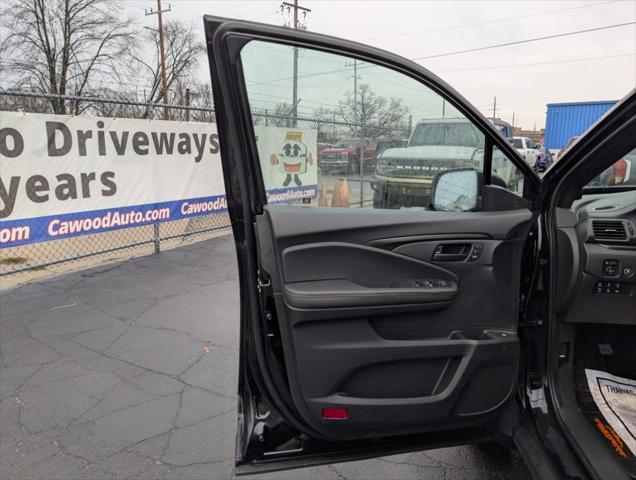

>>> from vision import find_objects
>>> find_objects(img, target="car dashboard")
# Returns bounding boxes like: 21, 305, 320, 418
556, 190, 636, 325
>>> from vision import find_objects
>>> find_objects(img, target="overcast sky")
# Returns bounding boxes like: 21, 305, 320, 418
127, 0, 636, 129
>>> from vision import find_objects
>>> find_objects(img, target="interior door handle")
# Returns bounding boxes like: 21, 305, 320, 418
432, 252, 469, 261
432, 244, 471, 262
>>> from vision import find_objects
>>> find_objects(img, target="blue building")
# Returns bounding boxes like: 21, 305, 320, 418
544, 100, 617, 150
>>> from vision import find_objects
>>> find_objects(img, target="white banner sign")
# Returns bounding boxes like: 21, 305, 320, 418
0, 112, 317, 247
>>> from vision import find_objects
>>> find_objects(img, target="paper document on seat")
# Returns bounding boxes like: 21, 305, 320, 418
585, 369, 636, 456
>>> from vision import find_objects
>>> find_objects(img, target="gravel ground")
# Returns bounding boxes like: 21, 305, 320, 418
0, 235, 531, 480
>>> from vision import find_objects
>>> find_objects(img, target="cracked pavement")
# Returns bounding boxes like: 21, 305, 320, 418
1, 236, 531, 479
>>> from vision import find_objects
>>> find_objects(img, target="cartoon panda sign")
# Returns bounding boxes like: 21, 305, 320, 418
255, 126, 318, 200
269, 131, 314, 187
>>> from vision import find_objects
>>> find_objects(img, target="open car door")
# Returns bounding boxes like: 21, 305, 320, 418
204, 16, 541, 475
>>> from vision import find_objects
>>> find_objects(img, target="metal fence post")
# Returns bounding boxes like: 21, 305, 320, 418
148, 101, 161, 254
333, 112, 336, 139
153, 223, 161, 254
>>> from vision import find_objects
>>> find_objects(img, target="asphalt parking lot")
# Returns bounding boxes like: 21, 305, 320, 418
1, 235, 531, 480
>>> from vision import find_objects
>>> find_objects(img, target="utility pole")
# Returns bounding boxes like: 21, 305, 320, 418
282, 1, 310, 126
145, 0, 170, 254
356, 60, 363, 205
512, 112, 515, 129
145, 0, 171, 120
353, 60, 358, 134
491, 96, 497, 121
344, 59, 361, 134
344, 58, 363, 202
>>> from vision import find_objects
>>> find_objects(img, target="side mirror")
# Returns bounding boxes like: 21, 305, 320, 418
431, 168, 479, 212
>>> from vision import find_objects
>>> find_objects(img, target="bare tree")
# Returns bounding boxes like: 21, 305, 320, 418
0, 0, 136, 114
311, 106, 339, 143
134, 20, 205, 117
337, 84, 409, 139
311, 106, 334, 122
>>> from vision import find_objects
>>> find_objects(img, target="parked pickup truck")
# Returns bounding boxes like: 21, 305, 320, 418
318, 138, 376, 174
511, 136, 540, 168
372, 118, 484, 209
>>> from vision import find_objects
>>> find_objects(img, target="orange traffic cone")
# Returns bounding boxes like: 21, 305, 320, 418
331, 178, 350, 208
318, 181, 329, 207
331, 180, 341, 208
340, 178, 350, 208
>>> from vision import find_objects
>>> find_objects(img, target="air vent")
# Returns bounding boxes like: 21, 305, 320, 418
592, 220, 627, 241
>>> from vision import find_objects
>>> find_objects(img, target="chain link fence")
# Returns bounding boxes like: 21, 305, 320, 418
0, 89, 410, 277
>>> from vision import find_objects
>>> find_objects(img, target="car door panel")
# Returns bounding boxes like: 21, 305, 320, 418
204, 15, 540, 471
255, 204, 531, 440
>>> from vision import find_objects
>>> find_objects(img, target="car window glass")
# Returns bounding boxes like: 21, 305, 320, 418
525, 139, 535, 149
239, 40, 486, 211
492, 147, 525, 196
512, 138, 522, 149
241, 41, 484, 209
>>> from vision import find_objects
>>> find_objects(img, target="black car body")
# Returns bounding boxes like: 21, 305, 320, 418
204, 15, 636, 480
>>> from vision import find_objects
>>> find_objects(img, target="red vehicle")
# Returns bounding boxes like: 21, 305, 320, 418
318, 138, 376, 174
317, 142, 332, 154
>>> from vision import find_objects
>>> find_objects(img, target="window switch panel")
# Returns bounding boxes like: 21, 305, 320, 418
594, 281, 626, 295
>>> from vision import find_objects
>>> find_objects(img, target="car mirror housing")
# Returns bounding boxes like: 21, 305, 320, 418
431, 168, 480, 212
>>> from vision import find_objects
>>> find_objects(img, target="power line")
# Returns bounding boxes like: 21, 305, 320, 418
94, 52, 636, 101
412, 21, 636, 60
247, 47, 635, 89
167, 0, 260, 17
247, 65, 351, 87
245, 22, 635, 87
330, 53, 635, 92
165, 0, 279, 22
248, 90, 340, 109
364, 0, 616, 41
436, 53, 635, 73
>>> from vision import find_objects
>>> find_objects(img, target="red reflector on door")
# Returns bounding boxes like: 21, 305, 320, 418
322, 407, 348, 420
